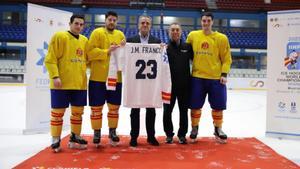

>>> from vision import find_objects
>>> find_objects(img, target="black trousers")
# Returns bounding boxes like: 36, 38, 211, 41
163, 89, 189, 138
130, 108, 156, 139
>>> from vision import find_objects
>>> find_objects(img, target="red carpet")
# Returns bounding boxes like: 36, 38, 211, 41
14, 135, 299, 169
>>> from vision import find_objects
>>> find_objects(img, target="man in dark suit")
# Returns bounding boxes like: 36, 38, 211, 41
127, 15, 161, 147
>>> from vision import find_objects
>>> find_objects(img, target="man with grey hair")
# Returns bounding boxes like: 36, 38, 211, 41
163, 23, 193, 144
126, 15, 161, 147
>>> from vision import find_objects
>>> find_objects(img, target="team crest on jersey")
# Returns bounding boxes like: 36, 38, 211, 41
76, 48, 83, 56
201, 42, 209, 49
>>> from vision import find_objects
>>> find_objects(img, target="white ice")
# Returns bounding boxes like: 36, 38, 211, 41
0, 86, 299, 169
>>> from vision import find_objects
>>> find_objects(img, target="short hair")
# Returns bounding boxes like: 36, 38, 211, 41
138, 15, 152, 23
70, 14, 85, 23
201, 12, 214, 20
168, 22, 182, 32
169, 22, 181, 28
105, 11, 118, 19
168, 22, 182, 38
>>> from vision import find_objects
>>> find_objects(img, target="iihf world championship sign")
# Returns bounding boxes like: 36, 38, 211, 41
267, 10, 300, 139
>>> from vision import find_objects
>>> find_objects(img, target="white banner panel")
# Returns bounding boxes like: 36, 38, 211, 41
25, 3, 72, 134
267, 10, 300, 139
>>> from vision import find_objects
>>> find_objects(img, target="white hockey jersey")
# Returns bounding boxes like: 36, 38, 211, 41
107, 43, 172, 108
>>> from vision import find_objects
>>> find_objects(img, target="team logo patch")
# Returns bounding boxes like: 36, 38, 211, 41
201, 42, 209, 49
76, 48, 83, 56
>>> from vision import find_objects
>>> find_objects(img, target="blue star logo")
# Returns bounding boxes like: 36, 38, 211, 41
162, 51, 169, 63
36, 41, 48, 73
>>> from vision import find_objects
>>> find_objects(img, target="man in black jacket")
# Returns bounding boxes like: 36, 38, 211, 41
164, 23, 193, 144
127, 15, 161, 147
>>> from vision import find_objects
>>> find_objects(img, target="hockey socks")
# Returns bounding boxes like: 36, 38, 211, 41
50, 108, 65, 137
70, 106, 84, 135
90, 106, 103, 130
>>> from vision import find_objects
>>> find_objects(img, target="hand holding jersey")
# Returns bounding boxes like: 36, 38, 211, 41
107, 43, 172, 108
86, 11, 126, 147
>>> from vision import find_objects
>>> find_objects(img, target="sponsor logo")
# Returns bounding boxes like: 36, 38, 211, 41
36, 41, 48, 73
269, 17, 282, 28
33, 18, 43, 23
249, 80, 264, 87
290, 102, 297, 113
201, 42, 209, 49
76, 48, 83, 56
49, 19, 54, 26
181, 49, 188, 53
278, 101, 286, 112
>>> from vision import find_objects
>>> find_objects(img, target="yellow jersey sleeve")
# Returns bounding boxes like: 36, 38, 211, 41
44, 32, 65, 79
86, 28, 109, 61
187, 31, 232, 79
87, 28, 125, 82
45, 31, 88, 90
218, 34, 232, 74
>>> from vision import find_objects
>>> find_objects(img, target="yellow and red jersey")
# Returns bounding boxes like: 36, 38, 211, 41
45, 31, 88, 90
186, 30, 232, 79
86, 27, 125, 82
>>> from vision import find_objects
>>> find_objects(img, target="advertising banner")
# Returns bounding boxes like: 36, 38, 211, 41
267, 10, 300, 139
25, 3, 72, 134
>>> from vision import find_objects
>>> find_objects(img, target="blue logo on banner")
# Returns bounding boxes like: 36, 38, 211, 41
36, 41, 48, 73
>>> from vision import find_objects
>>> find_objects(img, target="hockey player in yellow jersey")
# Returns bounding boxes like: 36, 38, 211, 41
186, 12, 232, 144
45, 14, 88, 152
87, 11, 125, 147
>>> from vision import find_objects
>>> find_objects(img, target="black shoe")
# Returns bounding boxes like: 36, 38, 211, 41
129, 138, 138, 147
165, 136, 173, 144
51, 136, 61, 153
147, 137, 159, 146
93, 129, 101, 144
109, 128, 120, 142
68, 132, 88, 149
190, 126, 198, 139
69, 132, 88, 145
178, 136, 187, 144
214, 127, 227, 140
